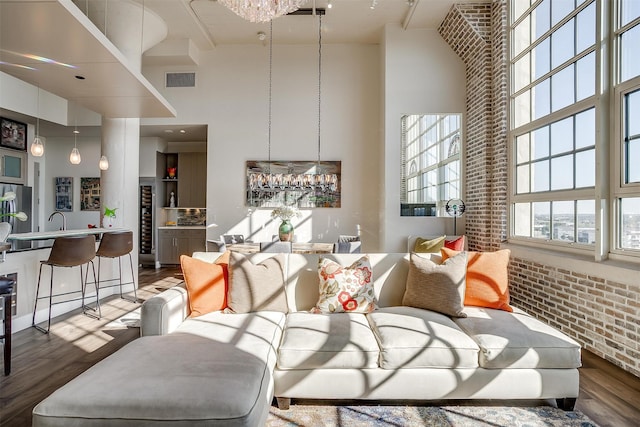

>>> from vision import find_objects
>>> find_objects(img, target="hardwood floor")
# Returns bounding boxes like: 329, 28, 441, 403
1, 266, 639, 427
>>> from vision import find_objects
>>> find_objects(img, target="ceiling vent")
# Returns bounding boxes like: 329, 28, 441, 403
166, 72, 196, 88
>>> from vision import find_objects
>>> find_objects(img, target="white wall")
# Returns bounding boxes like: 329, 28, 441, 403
43, 137, 103, 231
143, 43, 382, 248
140, 136, 168, 177
382, 25, 466, 252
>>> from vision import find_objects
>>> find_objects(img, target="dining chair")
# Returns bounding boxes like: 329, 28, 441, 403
333, 241, 362, 253
222, 234, 245, 244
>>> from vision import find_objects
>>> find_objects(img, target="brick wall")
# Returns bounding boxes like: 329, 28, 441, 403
439, 0, 639, 378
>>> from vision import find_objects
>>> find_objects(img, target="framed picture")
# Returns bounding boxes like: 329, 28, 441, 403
80, 177, 101, 211
0, 117, 27, 151
55, 177, 73, 212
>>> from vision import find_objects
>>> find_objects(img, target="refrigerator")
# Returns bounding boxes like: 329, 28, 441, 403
0, 183, 33, 250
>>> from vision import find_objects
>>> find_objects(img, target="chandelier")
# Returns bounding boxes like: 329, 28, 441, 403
247, 13, 338, 195
218, 0, 308, 23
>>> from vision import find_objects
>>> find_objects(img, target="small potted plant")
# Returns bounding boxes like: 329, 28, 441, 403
271, 205, 301, 242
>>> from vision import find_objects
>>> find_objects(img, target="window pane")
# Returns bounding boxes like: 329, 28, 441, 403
551, 65, 575, 111
551, 20, 575, 69
551, 0, 574, 26
620, 197, 640, 249
621, 24, 640, 82
514, 202, 532, 236
575, 108, 595, 149
551, 116, 574, 155
628, 140, 640, 183
575, 149, 595, 187
551, 154, 574, 190
516, 133, 530, 163
533, 78, 551, 119
513, 15, 531, 57
577, 199, 595, 244
533, 126, 550, 159
533, 0, 551, 39
534, 201, 551, 238
533, 37, 551, 79
533, 160, 550, 191
514, 90, 531, 127
513, 53, 531, 92
517, 164, 530, 193
576, 2, 596, 53
625, 89, 640, 184
576, 52, 595, 101
621, 0, 640, 28
627, 88, 640, 138
553, 200, 575, 241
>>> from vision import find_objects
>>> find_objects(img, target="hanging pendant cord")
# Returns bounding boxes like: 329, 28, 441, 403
317, 14, 322, 169
268, 20, 273, 173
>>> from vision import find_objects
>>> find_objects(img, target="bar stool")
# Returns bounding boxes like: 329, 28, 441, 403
95, 231, 137, 303
1, 275, 14, 375
32, 235, 98, 334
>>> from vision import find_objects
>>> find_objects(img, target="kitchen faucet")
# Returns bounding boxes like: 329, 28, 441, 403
48, 211, 67, 231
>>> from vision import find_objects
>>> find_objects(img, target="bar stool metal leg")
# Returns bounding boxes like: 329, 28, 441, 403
82, 260, 101, 319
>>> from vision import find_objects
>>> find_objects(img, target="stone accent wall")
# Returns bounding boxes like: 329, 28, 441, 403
510, 258, 640, 377
439, 0, 639, 377
438, 3, 496, 252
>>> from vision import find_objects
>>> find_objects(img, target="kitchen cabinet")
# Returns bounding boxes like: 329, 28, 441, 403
177, 153, 206, 207
157, 152, 206, 208
157, 228, 205, 265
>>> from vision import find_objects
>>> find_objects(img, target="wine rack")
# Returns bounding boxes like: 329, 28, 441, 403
139, 184, 153, 256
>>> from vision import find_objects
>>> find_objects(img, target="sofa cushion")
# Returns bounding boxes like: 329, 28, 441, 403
226, 252, 287, 313
453, 307, 582, 369
413, 236, 446, 253
367, 306, 480, 369
441, 248, 513, 312
278, 312, 380, 369
403, 252, 468, 317
175, 311, 286, 368
180, 251, 229, 317
32, 335, 273, 427
311, 255, 378, 314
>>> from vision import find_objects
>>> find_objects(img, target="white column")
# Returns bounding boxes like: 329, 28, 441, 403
78, 0, 167, 279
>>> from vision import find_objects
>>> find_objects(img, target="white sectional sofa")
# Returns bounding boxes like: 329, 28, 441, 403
142, 252, 581, 410
32, 252, 581, 426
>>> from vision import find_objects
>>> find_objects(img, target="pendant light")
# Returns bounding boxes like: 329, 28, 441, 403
30, 87, 44, 157
70, 128, 81, 165
99, 155, 109, 170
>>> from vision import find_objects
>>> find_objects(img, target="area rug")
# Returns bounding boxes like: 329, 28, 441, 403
267, 403, 598, 427
104, 307, 141, 328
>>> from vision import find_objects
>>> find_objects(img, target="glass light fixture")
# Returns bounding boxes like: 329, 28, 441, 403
70, 129, 81, 164
218, 0, 306, 23
31, 88, 44, 157
99, 155, 109, 170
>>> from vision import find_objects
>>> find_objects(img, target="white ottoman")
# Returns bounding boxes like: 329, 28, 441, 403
32, 334, 273, 426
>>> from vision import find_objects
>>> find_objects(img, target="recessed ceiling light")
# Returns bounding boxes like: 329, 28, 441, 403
179, 129, 186, 134
164, 129, 174, 133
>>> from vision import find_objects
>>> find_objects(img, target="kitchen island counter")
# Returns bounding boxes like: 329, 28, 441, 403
8, 227, 128, 241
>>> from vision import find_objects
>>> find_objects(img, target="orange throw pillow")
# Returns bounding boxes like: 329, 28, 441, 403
441, 247, 513, 312
444, 236, 465, 251
180, 251, 230, 317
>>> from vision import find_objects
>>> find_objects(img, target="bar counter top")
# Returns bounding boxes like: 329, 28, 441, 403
8, 227, 128, 241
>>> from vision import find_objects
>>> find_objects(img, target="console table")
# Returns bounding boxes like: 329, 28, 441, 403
227, 242, 333, 254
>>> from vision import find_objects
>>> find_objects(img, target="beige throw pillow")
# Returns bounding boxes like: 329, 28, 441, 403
225, 252, 287, 313
402, 252, 468, 317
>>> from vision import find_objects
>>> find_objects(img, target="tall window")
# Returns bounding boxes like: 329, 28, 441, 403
614, 0, 640, 251
400, 114, 461, 216
510, 0, 640, 258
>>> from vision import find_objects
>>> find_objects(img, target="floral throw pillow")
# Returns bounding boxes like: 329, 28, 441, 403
311, 256, 378, 314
